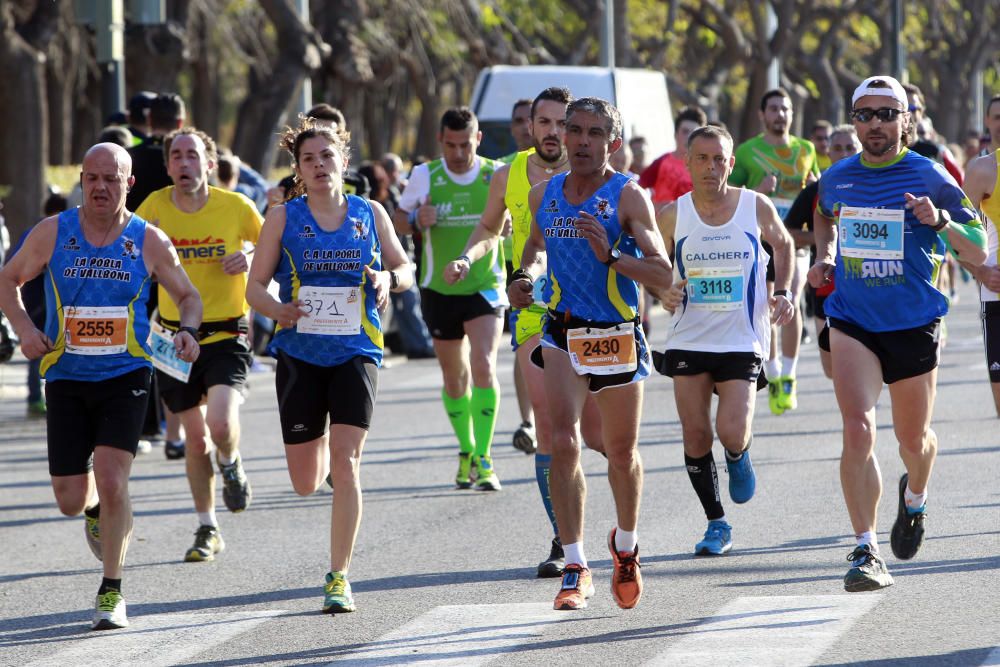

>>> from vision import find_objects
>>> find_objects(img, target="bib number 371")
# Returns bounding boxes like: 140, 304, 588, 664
566, 322, 637, 376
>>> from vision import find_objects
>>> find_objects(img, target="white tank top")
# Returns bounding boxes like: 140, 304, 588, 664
665, 188, 771, 355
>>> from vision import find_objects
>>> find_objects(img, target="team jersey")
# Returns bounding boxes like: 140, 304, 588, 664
650, 152, 693, 204
268, 195, 384, 367
818, 148, 980, 331
415, 158, 506, 302
41, 209, 152, 381
504, 149, 535, 271
979, 150, 1000, 303
666, 189, 771, 355
536, 172, 640, 322
137, 186, 262, 344
730, 134, 819, 219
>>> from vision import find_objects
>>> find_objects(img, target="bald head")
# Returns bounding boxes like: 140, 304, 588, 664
81, 142, 135, 218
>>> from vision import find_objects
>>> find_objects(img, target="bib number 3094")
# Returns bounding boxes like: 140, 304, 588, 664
839, 206, 905, 260
566, 322, 637, 376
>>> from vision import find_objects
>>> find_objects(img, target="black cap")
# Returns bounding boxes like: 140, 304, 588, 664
128, 91, 157, 120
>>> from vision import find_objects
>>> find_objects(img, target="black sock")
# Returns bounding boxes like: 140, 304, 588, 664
685, 452, 725, 520
84, 503, 100, 519
98, 578, 121, 595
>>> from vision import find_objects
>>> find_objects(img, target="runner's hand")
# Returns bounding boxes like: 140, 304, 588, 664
756, 174, 778, 195
904, 192, 938, 227
807, 261, 835, 289
573, 211, 610, 261
508, 277, 533, 309
976, 265, 1000, 293
174, 331, 200, 363
276, 300, 310, 329
417, 196, 437, 229
365, 266, 390, 310
769, 292, 794, 325
222, 250, 250, 275
443, 258, 470, 285
17, 327, 52, 360
661, 279, 686, 312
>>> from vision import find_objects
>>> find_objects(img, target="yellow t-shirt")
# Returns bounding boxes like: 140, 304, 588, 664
137, 186, 263, 344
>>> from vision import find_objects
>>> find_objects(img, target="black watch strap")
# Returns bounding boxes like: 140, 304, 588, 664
389, 270, 400, 290
773, 289, 791, 298
178, 326, 200, 340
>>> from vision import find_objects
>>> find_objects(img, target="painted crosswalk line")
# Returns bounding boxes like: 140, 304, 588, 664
645, 595, 881, 667
24, 609, 284, 667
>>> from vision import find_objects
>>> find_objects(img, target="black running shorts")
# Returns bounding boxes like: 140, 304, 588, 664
420, 288, 504, 341
824, 317, 940, 384
158, 336, 252, 413
981, 301, 1000, 382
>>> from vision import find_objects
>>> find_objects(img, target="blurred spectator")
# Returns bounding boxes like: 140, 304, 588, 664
127, 93, 186, 211
127, 91, 157, 146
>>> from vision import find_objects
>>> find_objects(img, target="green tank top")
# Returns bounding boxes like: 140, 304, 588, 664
421, 157, 505, 295
503, 149, 534, 270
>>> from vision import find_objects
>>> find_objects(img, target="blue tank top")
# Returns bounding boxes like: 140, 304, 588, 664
818, 149, 979, 331
42, 209, 152, 381
536, 172, 640, 322
268, 195, 384, 366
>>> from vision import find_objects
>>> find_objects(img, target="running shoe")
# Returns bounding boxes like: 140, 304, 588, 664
220, 456, 252, 512
553, 563, 594, 610
474, 455, 501, 491
607, 528, 642, 609
184, 525, 225, 562
455, 452, 474, 489
136, 439, 152, 455
323, 571, 356, 613
164, 440, 186, 460
512, 421, 537, 454
890, 473, 926, 560
92, 590, 128, 630
695, 519, 733, 556
26, 400, 46, 418
84, 513, 102, 562
537, 537, 565, 578
777, 376, 798, 411
725, 448, 756, 504
767, 379, 785, 415
844, 544, 894, 592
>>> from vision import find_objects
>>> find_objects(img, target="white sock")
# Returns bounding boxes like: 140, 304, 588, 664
765, 358, 781, 380
217, 452, 235, 467
714, 514, 728, 525
563, 541, 587, 568
781, 355, 798, 378
904, 485, 927, 511
856, 531, 877, 551
198, 510, 218, 528
614, 527, 637, 553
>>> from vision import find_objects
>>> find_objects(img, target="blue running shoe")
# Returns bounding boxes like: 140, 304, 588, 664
695, 520, 732, 556
726, 449, 756, 504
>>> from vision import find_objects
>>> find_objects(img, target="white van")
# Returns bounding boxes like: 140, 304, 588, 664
469, 65, 675, 160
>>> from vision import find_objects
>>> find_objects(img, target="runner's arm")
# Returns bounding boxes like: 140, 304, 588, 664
509, 183, 548, 309
145, 225, 202, 360
653, 202, 684, 310
757, 194, 794, 294
610, 182, 672, 293
808, 205, 837, 289
371, 200, 414, 293
0, 217, 57, 357
245, 205, 309, 326
443, 167, 509, 285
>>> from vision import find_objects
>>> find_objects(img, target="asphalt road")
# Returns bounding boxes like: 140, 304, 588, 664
1, 278, 999, 666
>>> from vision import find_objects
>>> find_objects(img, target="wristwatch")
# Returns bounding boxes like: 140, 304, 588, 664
389, 270, 399, 290
178, 326, 200, 340
932, 208, 951, 232
773, 289, 790, 298
604, 247, 621, 267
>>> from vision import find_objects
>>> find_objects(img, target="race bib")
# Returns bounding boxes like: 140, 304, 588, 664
566, 322, 637, 376
64, 306, 128, 355
839, 206, 905, 260
532, 275, 549, 308
149, 321, 192, 383
686, 266, 744, 311
772, 197, 794, 221
296, 286, 363, 335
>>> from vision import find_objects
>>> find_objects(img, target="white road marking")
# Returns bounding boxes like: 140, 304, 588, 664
24, 610, 284, 667
645, 595, 881, 667
981, 647, 1000, 665
325, 603, 565, 666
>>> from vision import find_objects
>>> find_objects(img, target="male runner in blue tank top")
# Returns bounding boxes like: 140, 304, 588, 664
0, 143, 203, 630
514, 98, 672, 611
809, 76, 986, 592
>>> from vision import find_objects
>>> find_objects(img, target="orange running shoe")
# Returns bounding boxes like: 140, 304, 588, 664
553, 563, 594, 610
608, 528, 642, 609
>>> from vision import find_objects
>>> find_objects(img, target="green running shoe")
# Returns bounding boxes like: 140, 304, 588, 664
455, 452, 474, 489
323, 571, 356, 613
92, 590, 128, 630
84, 513, 102, 562
767, 378, 786, 415
777, 375, 798, 411
474, 455, 501, 491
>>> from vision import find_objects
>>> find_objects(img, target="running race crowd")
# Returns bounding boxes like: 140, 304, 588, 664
1, 72, 999, 628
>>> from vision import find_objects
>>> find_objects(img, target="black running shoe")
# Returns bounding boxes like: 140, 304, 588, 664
537, 537, 565, 578
890, 473, 926, 560
220, 456, 252, 512
165, 440, 186, 460
844, 544, 893, 592
184, 525, 225, 562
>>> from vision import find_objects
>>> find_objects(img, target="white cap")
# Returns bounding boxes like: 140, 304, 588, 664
851, 75, 908, 108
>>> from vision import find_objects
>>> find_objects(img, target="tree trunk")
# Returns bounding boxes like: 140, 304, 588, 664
0, 1, 48, 241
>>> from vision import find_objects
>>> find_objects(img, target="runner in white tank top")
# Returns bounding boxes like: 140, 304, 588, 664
653, 126, 795, 557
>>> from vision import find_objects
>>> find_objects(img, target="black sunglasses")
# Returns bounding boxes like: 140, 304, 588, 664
851, 107, 905, 123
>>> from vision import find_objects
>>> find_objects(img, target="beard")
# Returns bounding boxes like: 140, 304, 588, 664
862, 134, 898, 157
533, 136, 565, 163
